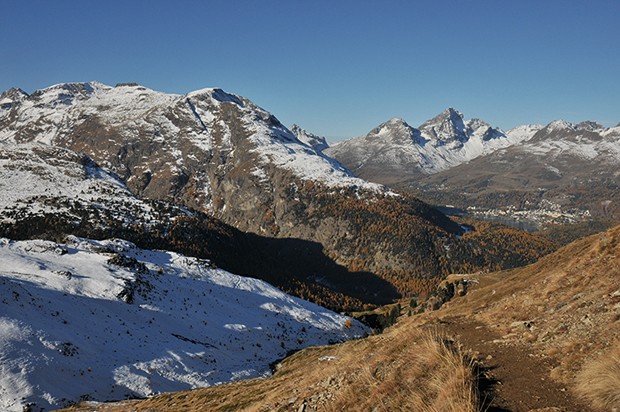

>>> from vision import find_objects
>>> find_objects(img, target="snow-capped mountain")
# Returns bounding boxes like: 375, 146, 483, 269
324, 108, 526, 186
290, 124, 329, 152
515, 119, 620, 162
505, 124, 544, 142
0, 82, 387, 238
415, 118, 620, 225
0, 82, 558, 312
0, 142, 397, 312
0, 236, 367, 411
0, 88, 28, 110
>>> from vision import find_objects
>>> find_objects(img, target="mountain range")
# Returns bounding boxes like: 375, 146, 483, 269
318, 109, 620, 232
323, 108, 521, 183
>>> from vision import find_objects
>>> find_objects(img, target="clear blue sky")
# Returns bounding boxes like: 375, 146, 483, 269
1, 0, 619, 141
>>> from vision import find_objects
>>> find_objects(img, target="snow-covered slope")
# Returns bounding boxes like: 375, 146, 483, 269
505, 124, 544, 142
523, 120, 620, 161
324, 109, 527, 186
0, 142, 156, 227
0, 237, 367, 411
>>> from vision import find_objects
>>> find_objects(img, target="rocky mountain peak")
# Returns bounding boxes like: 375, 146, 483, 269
290, 124, 329, 152
419, 108, 468, 144
186, 87, 245, 106
366, 118, 424, 146
423, 107, 464, 125
0, 87, 29, 101
467, 118, 506, 142
0, 88, 29, 111
526, 120, 579, 143
370, 117, 412, 134
575, 120, 604, 131
467, 118, 491, 130
544, 119, 575, 132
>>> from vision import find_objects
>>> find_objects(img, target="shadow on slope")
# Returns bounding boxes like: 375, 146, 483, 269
0, 208, 400, 312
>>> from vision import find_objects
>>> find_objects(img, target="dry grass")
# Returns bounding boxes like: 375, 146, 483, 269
63, 324, 479, 412
414, 225, 620, 410
324, 329, 479, 412
576, 344, 620, 410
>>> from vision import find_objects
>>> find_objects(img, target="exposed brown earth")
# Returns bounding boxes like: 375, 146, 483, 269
435, 318, 588, 411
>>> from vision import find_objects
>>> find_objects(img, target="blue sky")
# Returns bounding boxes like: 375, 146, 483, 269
1, 0, 618, 141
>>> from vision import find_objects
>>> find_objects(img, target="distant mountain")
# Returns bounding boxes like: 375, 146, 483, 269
414, 119, 620, 229
0, 236, 367, 411
290, 124, 329, 152
324, 108, 525, 186
323, 108, 620, 230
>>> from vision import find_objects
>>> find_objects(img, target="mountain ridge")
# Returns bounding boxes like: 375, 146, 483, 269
319, 109, 619, 230
323, 107, 526, 186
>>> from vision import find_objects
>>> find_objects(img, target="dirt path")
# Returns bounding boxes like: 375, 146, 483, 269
433, 317, 590, 412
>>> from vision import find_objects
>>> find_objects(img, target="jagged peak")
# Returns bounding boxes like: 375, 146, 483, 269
369, 118, 414, 135
575, 120, 604, 131
442, 107, 463, 117
544, 119, 575, 132
289, 124, 329, 152
0, 88, 29, 109
421, 107, 464, 127
467, 118, 491, 129
418, 108, 468, 144
186, 87, 245, 106
0, 87, 29, 99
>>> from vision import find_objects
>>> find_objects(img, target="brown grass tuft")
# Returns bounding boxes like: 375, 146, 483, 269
575, 344, 620, 410
324, 329, 479, 412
